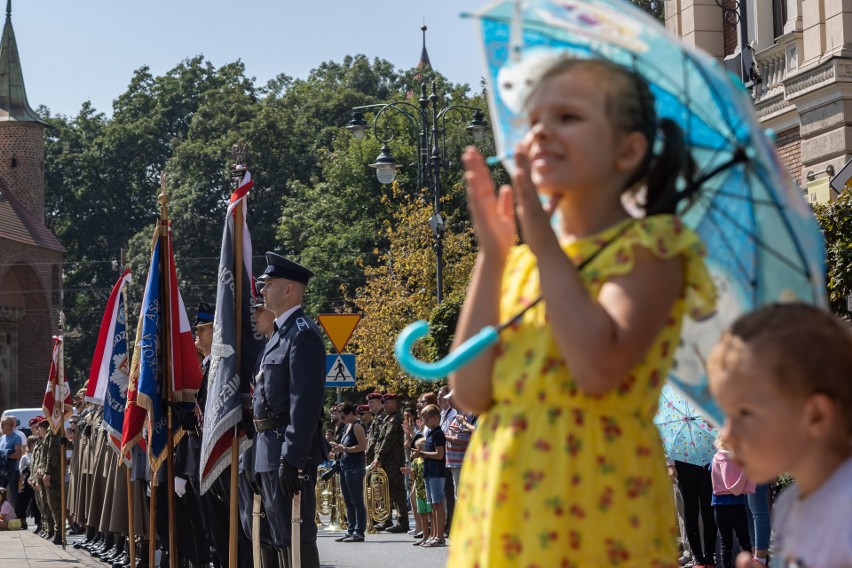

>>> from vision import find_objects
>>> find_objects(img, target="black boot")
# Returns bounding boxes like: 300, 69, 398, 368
103, 536, 126, 561
158, 549, 169, 568
260, 546, 280, 568
92, 532, 115, 558
300, 543, 320, 568
111, 551, 130, 568
386, 520, 410, 533
83, 531, 102, 551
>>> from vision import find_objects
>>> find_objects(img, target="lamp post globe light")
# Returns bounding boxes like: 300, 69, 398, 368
346, 25, 491, 304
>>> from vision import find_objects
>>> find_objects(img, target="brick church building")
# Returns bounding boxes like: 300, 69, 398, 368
0, 2, 64, 409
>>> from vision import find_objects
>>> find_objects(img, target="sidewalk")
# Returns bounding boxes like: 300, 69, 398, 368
0, 530, 103, 568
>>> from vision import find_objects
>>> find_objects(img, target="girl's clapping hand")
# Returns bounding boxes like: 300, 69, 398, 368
462, 146, 517, 261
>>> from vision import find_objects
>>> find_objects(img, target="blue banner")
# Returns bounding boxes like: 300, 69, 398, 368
136, 237, 169, 473
102, 287, 131, 462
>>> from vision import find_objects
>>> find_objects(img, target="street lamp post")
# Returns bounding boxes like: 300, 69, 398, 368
346, 38, 490, 304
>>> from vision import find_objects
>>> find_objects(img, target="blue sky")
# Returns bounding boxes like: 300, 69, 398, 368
13, 1, 490, 118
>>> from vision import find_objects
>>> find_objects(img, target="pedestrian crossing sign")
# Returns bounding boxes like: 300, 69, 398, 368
325, 353, 356, 387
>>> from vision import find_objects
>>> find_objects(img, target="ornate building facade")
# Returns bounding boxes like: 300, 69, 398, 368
0, 2, 64, 409
665, 0, 848, 203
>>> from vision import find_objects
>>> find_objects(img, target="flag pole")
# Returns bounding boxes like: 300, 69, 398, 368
149, 477, 157, 568
127, 466, 135, 566
121, 258, 136, 568
158, 174, 178, 568
228, 146, 246, 568
58, 311, 67, 549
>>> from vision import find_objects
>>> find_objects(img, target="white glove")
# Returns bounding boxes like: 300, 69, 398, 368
174, 476, 187, 498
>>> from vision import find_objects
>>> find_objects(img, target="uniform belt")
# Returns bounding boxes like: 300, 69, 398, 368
254, 414, 287, 432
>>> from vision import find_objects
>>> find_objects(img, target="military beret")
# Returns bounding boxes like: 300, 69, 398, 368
38, 418, 49, 427
258, 252, 314, 284
382, 393, 398, 402
28, 416, 42, 426
365, 392, 383, 401
356, 405, 370, 413
195, 302, 215, 327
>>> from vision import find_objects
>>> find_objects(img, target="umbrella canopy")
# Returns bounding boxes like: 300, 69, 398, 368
655, 383, 717, 466
466, 0, 826, 424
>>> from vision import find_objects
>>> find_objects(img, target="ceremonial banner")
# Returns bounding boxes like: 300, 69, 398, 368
199, 171, 262, 493
87, 270, 133, 459
42, 334, 72, 435
136, 234, 169, 471
136, 225, 202, 472
121, 300, 148, 455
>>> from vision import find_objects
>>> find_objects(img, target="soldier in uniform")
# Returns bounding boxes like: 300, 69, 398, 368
371, 393, 408, 533
253, 252, 327, 568
26, 417, 45, 535
363, 393, 384, 460
37, 418, 63, 544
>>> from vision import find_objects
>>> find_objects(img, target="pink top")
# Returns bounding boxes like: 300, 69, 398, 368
711, 450, 756, 496
0, 500, 16, 520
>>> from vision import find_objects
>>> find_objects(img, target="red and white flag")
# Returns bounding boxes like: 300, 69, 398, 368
43, 332, 72, 435
86, 269, 132, 405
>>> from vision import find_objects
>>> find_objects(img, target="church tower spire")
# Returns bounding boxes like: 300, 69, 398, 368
0, 0, 43, 123
418, 24, 432, 70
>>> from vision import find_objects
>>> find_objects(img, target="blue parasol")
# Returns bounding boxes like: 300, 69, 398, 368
655, 383, 717, 466
395, 0, 825, 425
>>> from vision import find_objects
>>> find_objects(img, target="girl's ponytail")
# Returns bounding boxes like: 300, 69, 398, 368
644, 118, 694, 215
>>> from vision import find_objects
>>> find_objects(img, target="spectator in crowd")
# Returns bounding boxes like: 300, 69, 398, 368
331, 403, 367, 543
444, 394, 476, 501
711, 438, 754, 568
402, 436, 432, 547
746, 484, 771, 566
416, 404, 446, 548
0, 486, 18, 530
673, 459, 718, 568
0, 416, 22, 517
437, 387, 457, 537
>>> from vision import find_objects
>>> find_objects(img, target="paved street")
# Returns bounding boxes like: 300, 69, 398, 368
0, 526, 448, 568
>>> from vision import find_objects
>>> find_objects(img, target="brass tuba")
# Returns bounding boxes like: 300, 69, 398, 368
364, 465, 391, 533
316, 465, 334, 518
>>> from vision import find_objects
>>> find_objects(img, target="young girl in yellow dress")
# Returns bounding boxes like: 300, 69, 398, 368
448, 58, 717, 567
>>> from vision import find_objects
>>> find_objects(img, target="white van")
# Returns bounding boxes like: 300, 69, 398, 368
1, 407, 45, 436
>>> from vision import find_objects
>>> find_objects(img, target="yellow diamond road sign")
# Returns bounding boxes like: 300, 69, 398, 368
317, 314, 362, 353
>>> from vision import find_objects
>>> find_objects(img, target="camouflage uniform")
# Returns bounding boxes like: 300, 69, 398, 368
41, 430, 63, 537
28, 436, 44, 531
364, 409, 385, 465
376, 410, 407, 527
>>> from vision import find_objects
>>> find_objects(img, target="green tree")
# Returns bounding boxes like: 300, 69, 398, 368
347, 184, 476, 397
813, 191, 852, 319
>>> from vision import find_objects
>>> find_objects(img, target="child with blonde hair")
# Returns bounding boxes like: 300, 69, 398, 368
710, 437, 754, 568
449, 56, 716, 566
709, 303, 852, 567
401, 437, 432, 546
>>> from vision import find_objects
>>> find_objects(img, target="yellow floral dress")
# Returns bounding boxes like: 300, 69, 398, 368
448, 215, 716, 568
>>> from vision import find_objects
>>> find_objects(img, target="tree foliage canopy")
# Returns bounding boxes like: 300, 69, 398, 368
42, 54, 490, 394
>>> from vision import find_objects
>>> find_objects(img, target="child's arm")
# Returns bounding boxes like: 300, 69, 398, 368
421, 442, 445, 461
450, 148, 518, 413
511, 150, 683, 396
